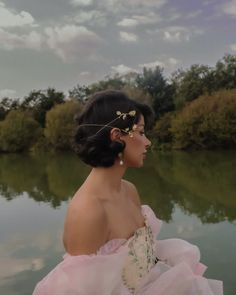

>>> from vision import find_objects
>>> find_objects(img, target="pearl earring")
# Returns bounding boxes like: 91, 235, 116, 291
118, 152, 124, 165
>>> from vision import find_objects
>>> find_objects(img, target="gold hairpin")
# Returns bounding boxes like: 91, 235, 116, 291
79, 110, 137, 136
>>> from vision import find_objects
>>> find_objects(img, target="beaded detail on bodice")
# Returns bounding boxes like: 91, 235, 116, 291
121, 216, 157, 293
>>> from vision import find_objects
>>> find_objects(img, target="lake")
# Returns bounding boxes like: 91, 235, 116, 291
0, 150, 235, 295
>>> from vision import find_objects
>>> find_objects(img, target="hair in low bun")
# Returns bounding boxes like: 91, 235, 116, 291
72, 90, 154, 167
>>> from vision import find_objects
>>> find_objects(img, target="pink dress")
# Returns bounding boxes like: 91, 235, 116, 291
33, 205, 223, 295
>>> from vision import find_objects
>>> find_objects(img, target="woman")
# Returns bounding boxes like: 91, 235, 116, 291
33, 90, 223, 295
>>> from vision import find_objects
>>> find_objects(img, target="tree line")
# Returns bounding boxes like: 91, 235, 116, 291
0, 53, 236, 153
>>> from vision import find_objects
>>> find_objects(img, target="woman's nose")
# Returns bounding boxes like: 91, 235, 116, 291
145, 136, 151, 148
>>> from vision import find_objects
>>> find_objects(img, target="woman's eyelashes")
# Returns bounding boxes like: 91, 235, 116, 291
139, 130, 145, 136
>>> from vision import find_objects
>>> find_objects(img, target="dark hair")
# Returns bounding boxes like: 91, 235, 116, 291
73, 90, 154, 167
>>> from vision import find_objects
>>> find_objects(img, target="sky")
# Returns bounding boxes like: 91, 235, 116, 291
0, 0, 236, 99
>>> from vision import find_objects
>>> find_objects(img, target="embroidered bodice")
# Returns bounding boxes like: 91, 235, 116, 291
33, 205, 223, 295
121, 215, 157, 293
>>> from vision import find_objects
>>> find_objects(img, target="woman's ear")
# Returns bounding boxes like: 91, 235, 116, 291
110, 128, 122, 141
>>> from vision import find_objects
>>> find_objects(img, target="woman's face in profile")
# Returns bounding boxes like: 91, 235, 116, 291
121, 115, 151, 168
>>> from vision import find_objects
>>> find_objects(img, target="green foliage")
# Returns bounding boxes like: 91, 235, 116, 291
2, 53, 236, 153
122, 85, 152, 106
68, 84, 91, 102
0, 110, 42, 152
171, 90, 236, 149
172, 54, 236, 109
153, 112, 174, 147
136, 66, 175, 118
214, 54, 236, 90
44, 100, 82, 150
21, 87, 65, 127
172, 64, 214, 109
88, 74, 126, 93
0, 97, 20, 120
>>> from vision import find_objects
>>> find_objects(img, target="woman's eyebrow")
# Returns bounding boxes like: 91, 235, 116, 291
136, 124, 145, 130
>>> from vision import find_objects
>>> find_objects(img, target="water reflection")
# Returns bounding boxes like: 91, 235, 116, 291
0, 152, 89, 207
0, 194, 66, 295
0, 150, 236, 223
152, 150, 236, 223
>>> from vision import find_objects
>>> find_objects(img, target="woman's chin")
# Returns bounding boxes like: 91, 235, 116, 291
129, 161, 144, 168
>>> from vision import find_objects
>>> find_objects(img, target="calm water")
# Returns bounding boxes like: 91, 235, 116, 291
0, 151, 236, 295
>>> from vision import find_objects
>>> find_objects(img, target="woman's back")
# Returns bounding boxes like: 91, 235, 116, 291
63, 179, 144, 256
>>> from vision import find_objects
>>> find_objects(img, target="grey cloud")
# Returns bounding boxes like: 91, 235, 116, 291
138, 56, 181, 74
221, 0, 236, 17
0, 28, 43, 50
147, 26, 205, 43
70, 0, 93, 7
72, 10, 107, 26
0, 88, 17, 99
45, 24, 102, 62
117, 13, 162, 27
111, 64, 136, 75
119, 31, 138, 42
230, 43, 236, 51
0, 1, 36, 28
0, 0, 232, 98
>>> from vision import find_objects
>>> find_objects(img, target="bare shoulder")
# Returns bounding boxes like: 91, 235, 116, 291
63, 192, 109, 255
122, 179, 141, 207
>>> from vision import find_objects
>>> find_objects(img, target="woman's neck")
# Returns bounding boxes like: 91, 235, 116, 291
86, 163, 126, 195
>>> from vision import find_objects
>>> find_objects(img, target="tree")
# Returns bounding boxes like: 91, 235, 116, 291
21, 88, 65, 127
214, 54, 236, 90
89, 74, 126, 93
0, 110, 42, 152
171, 64, 214, 109
68, 84, 90, 103
136, 67, 175, 118
171, 89, 236, 149
0, 97, 20, 120
44, 100, 82, 150
122, 85, 152, 106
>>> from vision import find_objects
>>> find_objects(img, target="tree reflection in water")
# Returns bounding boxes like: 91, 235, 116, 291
0, 150, 236, 223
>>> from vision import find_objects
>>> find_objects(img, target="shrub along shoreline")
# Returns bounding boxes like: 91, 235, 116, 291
153, 89, 236, 150
0, 89, 236, 153
1, 54, 236, 153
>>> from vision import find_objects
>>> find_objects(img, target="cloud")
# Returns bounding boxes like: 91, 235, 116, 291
161, 26, 203, 43
0, 1, 36, 28
0, 257, 45, 279
138, 57, 181, 72
111, 64, 136, 75
0, 28, 43, 50
0, 24, 102, 63
106, 0, 166, 9
117, 13, 162, 27
221, 0, 236, 17
139, 60, 165, 69
117, 18, 139, 27
70, 0, 93, 7
80, 71, 90, 76
186, 10, 202, 19
230, 43, 236, 51
133, 13, 162, 24
103, 0, 167, 14
168, 57, 180, 66
45, 25, 102, 62
166, 57, 181, 72
166, 10, 181, 21
73, 10, 107, 26
163, 26, 190, 42
0, 89, 17, 99
203, 0, 217, 5
120, 31, 138, 42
